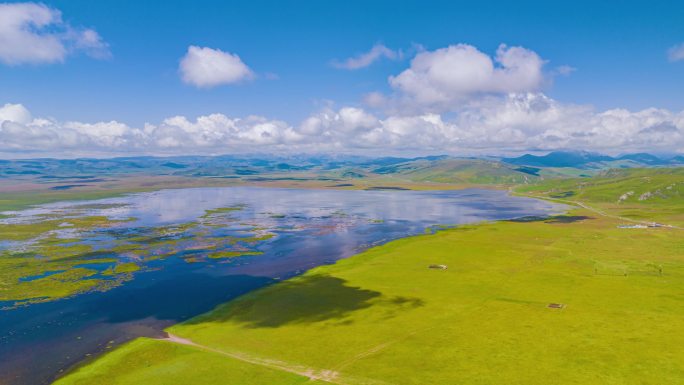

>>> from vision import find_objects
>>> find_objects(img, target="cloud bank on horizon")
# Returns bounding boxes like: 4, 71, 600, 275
0, 2, 683, 157
3, 90, 683, 157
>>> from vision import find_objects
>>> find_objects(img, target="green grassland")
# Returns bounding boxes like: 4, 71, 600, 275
55, 200, 684, 384
53, 338, 323, 385
358, 158, 541, 185
517, 167, 684, 226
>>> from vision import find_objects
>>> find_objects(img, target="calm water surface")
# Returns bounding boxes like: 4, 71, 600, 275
0, 187, 565, 385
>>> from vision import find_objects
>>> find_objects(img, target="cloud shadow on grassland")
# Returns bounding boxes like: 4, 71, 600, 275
186, 275, 424, 328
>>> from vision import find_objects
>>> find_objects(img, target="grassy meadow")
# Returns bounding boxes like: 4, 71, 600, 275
54, 338, 323, 385
517, 168, 684, 226
55, 203, 684, 384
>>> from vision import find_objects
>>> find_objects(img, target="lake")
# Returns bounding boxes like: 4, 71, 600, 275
0, 187, 565, 385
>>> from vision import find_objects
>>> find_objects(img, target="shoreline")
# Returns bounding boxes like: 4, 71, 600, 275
1, 187, 557, 385
0, 175, 511, 213
53, 199, 684, 384
51, 194, 569, 384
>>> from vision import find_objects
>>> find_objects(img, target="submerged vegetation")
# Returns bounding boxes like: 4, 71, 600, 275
0, 205, 275, 307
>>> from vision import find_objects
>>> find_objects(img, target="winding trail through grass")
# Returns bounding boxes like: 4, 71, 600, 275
567, 199, 682, 229
571, 200, 683, 229
159, 334, 347, 384
513, 188, 683, 229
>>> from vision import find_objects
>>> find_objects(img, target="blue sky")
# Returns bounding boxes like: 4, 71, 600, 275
0, 0, 683, 157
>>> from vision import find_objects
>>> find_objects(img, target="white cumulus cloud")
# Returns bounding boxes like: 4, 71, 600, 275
0, 103, 32, 124
385, 44, 546, 111
179, 46, 254, 88
0, 2, 109, 65
331, 44, 401, 70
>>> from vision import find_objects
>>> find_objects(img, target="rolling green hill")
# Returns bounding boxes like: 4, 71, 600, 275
517, 167, 684, 225
387, 158, 540, 184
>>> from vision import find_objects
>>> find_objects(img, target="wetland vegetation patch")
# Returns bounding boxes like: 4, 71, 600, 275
0, 203, 277, 307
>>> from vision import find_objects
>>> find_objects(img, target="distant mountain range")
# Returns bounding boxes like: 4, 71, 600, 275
1, 152, 683, 185
0, 154, 537, 186
502, 151, 684, 168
